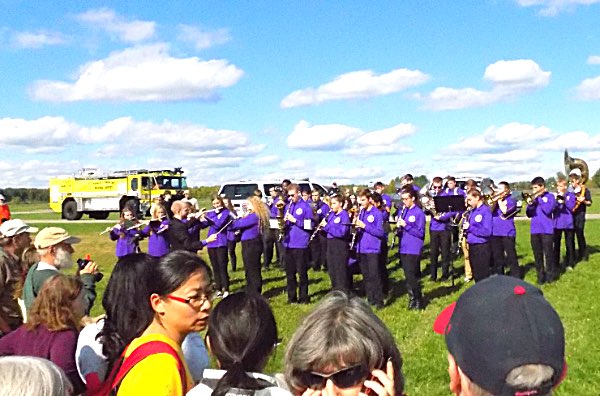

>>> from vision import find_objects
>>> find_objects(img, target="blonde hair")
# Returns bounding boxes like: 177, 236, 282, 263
247, 196, 270, 235
26, 274, 83, 332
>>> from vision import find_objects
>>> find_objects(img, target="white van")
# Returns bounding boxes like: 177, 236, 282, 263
218, 179, 329, 216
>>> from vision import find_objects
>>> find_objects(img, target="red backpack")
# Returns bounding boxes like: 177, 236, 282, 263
86, 340, 187, 396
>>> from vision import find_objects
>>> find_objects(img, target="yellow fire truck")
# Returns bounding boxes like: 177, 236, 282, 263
49, 168, 187, 220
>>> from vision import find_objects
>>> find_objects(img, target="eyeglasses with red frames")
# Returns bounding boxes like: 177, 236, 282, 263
166, 287, 215, 309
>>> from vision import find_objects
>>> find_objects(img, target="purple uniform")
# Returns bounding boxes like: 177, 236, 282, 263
553, 192, 575, 230
429, 191, 454, 231
399, 205, 425, 255
269, 197, 282, 218
201, 209, 230, 248
230, 212, 261, 241
314, 201, 330, 222
466, 204, 492, 244
526, 191, 555, 235
322, 210, 350, 240
492, 195, 517, 237
444, 186, 466, 197
356, 206, 385, 254
109, 224, 140, 257
141, 219, 170, 257
282, 199, 313, 249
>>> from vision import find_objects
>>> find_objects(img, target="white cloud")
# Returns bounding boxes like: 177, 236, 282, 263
282, 160, 306, 170
252, 155, 280, 166
417, 59, 550, 110
575, 75, 600, 101
75, 8, 155, 43
177, 24, 231, 50
12, 31, 66, 48
287, 120, 362, 150
280, 68, 430, 108
587, 55, 600, 65
29, 43, 244, 102
516, 0, 600, 16
539, 130, 600, 151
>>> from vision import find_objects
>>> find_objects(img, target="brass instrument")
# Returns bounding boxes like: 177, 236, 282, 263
455, 207, 473, 255
564, 149, 589, 184
420, 192, 437, 216
483, 190, 509, 207
521, 190, 545, 206
277, 200, 289, 242
555, 193, 565, 205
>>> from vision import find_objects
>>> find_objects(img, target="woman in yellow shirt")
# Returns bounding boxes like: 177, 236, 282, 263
117, 251, 214, 396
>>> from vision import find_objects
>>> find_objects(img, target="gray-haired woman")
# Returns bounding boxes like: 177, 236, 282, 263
284, 291, 404, 396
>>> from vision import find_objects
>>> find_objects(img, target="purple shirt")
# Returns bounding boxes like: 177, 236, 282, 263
429, 191, 454, 232
553, 192, 575, 230
282, 199, 313, 249
399, 205, 425, 255
526, 191, 555, 235
109, 224, 140, 257
492, 195, 517, 237
444, 187, 466, 197
141, 219, 170, 257
356, 206, 385, 254
0, 324, 85, 393
201, 209, 231, 248
269, 197, 282, 218
231, 212, 261, 241
466, 204, 492, 244
314, 201, 330, 222
322, 210, 350, 240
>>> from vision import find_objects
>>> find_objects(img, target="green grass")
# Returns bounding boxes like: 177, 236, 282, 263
13, 204, 600, 395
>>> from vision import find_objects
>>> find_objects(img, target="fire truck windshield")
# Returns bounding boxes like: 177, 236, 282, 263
154, 176, 187, 190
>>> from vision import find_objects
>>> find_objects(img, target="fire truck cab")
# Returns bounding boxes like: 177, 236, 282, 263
49, 168, 187, 220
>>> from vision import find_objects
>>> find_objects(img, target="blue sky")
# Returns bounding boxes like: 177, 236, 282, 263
1, 0, 600, 187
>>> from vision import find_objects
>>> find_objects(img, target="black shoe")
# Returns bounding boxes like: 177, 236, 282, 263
298, 298, 310, 304
287, 298, 298, 304
413, 289, 426, 310
429, 276, 437, 282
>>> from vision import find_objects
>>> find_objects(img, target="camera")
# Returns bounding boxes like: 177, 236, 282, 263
77, 255, 91, 270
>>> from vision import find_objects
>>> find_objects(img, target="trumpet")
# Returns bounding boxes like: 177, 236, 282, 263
521, 190, 545, 206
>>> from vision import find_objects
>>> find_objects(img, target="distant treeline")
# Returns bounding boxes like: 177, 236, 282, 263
0, 188, 50, 203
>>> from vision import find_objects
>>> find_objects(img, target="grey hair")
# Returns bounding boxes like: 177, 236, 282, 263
284, 291, 404, 394
0, 356, 73, 396
469, 364, 555, 396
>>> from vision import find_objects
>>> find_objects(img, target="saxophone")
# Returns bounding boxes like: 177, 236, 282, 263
455, 207, 473, 255
276, 200, 287, 242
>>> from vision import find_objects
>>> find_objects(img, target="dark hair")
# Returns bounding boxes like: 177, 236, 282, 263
531, 176, 545, 187
252, 189, 263, 198
447, 176, 456, 182
372, 192, 383, 206
403, 173, 414, 180
374, 181, 384, 188
499, 181, 510, 189
432, 176, 443, 184
150, 251, 212, 297
468, 189, 483, 199
208, 293, 278, 396
331, 194, 344, 205
358, 188, 372, 199
401, 187, 416, 200
98, 253, 158, 369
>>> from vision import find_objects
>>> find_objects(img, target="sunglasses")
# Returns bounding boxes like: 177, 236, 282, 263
296, 364, 370, 390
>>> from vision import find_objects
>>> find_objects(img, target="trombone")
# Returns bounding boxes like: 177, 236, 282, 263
483, 190, 509, 207
521, 190, 544, 206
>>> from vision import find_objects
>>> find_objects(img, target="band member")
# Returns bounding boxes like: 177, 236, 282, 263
282, 184, 313, 304
526, 177, 557, 284
230, 196, 270, 295
200, 195, 232, 297
309, 190, 329, 272
443, 176, 466, 197
397, 188, 426, 310
301, 190, 311, 202
554, 179, 576, 271
140, 204, 170, 258
223, 197, 239, 271
374, 182, 392, 284
569, 171, 592, 262
108, 206, 142, 258
168, 201, 216, 253
490, 181, 520, 278
264, 187, 283, 270
355, 189, 386, 309
428, 177, 453, 282
371, 192, 390, 295
401, 174, 421, 196
321, 194, 351, 293
460, 181, 478, 282
464, 189, 492, 282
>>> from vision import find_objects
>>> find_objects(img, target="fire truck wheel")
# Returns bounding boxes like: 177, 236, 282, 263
63, 201, 83, 220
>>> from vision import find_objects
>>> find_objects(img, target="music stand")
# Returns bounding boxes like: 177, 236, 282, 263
433, 195, 466, 286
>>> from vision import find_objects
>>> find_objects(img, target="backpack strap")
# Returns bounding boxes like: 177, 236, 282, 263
111, 340, 187, 393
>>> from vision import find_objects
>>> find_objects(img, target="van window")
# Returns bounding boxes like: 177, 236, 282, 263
220, 184, 259, 200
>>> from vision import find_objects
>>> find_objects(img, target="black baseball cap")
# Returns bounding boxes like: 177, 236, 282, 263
433, 276, 566, 396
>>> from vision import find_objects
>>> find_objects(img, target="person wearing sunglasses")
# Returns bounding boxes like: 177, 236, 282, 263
428, 177, 454, 282
284, 291, 404, 396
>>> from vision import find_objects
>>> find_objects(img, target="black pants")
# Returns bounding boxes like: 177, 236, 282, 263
379, 238, 390, 294
309, 234, 327, 271
554, 229, 575, 270
400, 253, 421, 293
491, 236, 520, 278
469, 242, 492, 282
531, 233, 557, 283
263, 228, 280, 267
358, 253, 384, 307
242, 237, 263, 295
208, 246, 229, 291
430, 229, 451, 280
285, 248, 309, 303
227, 240, 237, 271
327, 238, 350, 293
573, 214, 587, 261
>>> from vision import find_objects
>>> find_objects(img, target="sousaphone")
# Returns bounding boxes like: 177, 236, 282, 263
564, 149, 589, 184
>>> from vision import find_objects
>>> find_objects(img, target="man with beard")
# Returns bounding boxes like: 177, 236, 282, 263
23, 227, 99, 316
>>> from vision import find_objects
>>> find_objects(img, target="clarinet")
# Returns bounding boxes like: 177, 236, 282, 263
309, 209, 333, 243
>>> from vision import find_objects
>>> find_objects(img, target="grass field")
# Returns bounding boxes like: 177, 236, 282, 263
13, 200, 600, 396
